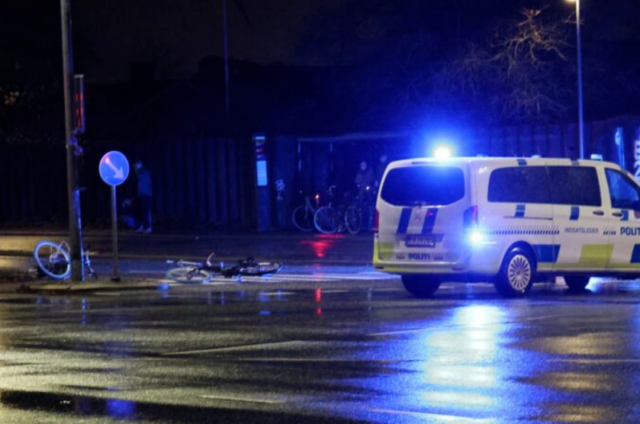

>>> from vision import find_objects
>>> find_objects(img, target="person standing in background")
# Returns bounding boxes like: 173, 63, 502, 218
135, 160, 153, 233
374, 153, 389, 191
354, 160, 374, 197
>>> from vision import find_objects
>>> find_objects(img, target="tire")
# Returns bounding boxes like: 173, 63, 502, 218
166, 268, 212, 284
292, 206, 314, 232
344, 206, 362, 234
33, 241, 71, 280
494, 247, 536, 297
314, 206, 338, 234
401, 275, 441, 298
240, 262, 282, 276
565, 276, 590, 292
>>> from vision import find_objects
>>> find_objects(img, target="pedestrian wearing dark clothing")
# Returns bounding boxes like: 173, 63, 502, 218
374, 154, 389, 190
135, 160, 153, 233
354, 160, 374, 196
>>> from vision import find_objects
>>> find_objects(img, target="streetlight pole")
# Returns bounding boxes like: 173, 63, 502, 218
222, 0, 230, 117
60, 0, 85, 281
569, 0, 585, 159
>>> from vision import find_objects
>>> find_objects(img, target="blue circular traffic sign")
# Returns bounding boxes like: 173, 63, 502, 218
99, 151, 130, 186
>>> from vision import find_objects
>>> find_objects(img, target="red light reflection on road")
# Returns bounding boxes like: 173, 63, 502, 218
298, 234, 345, 259
315, 288, 322, 303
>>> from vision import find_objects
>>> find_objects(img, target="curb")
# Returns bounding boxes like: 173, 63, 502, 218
0, 251, 373, 266
21, 279, 166, 293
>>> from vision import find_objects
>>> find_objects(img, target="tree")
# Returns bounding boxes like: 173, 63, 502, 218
431, 8, 573, 125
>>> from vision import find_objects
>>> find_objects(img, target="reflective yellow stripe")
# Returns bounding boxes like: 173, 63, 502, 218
602, 263, 640, 270
378, 266, 462, 274
578, 244, 613, 267
377, 242, 395, 261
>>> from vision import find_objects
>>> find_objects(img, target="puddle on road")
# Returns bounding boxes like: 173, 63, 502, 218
0, 390, 360, 423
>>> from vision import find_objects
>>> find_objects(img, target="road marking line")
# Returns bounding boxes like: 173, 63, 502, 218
202, 275, 386, 284
370, 408, 494, 423
257, 273, 392, 281
164, 273, 395, 285
162, 340, 306, 356
369, 329, 429, 336
229, 358, 404, 363
199, 395, 284, 405
258, 291, 296, 296
549, 358, 640, 364
523, 314, 567, 322
371, 314, 569, 336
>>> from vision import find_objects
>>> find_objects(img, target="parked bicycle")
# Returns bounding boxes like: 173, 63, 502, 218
33, 240, 98, 280
166, 253, 282, 283
313, 185, 348, 234
344, 186, 376, 234
292, 191, 320, 232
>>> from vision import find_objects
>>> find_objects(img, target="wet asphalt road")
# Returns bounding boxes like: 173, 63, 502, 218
0, 276, 639, 423
0, 230, 373, 264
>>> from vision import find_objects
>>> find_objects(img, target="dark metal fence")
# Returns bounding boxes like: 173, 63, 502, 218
0, 137, 255, 229
296, 117, 640, 199
3, 116, 639, 230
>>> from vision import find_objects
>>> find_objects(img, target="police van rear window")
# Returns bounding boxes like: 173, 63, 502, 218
381, 166, 465, 206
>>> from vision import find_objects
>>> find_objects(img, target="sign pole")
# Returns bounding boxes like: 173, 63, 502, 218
99, 151, 130, 282
111, 185, 120, 281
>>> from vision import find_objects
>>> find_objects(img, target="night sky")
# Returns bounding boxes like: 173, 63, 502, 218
2, 0, 638, 84
75, 0, 346, 82
68, 0, 640, 83
2, 0, 640, 131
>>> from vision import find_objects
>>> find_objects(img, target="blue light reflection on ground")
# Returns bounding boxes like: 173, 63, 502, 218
335, 303, 554, 423
106, 399, 137, 420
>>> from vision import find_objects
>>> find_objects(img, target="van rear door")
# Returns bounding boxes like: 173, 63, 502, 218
376, 163, 471, 266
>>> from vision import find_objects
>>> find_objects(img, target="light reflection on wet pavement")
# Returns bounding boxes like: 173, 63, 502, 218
0, 277, 639, 423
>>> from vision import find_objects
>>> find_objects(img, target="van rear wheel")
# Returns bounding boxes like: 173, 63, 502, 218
565, 276, 590, 292
494, 248, 535, 297
401, 275, 441, 298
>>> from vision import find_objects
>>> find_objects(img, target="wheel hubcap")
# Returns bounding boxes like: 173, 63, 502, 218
508, 255, 531, 291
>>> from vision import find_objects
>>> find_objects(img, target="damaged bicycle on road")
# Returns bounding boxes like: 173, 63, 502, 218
166, 253, 282, 284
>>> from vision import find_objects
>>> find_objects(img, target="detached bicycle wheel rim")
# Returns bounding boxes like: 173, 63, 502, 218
33, 241, 71, 280
314, 207, 337, 234
166, 268, 212, 284
345, 206, 362, 234
292, 206, 314, 232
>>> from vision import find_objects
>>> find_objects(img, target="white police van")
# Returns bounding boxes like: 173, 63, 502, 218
374, 157, 640, 297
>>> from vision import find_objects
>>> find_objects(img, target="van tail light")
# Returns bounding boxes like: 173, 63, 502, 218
464, 205, 485, 245
373, 209, 380, 233
463, 205, 479, 230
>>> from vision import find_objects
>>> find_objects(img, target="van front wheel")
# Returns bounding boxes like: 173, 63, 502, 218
495, 248, 535, 297
401, 275, 441, 298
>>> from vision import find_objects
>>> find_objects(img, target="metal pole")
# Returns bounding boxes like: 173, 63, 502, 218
222, 0, 230, 116
576, 0, 585, 159
111, 185, 120, 281
60, 0, 84, 281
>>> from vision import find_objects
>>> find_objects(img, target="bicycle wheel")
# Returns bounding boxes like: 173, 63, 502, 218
166, 268, 212, 284
345, 205, 362, 234
292, 205, 314, 232
240, 262, 282, 276
314, 206, 338, 234
33, 241, 71, 280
